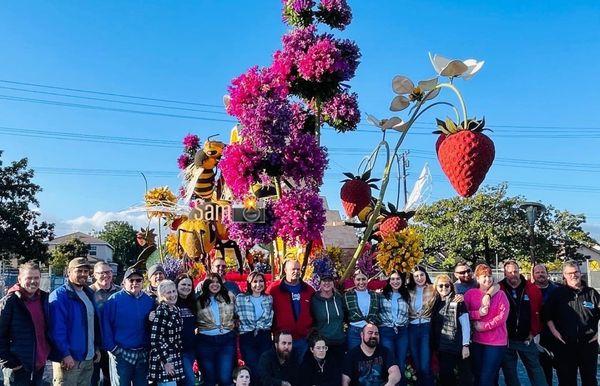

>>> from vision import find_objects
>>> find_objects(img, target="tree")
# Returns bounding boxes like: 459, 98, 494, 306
413, 184, 596, 270
49, 238, 89, 274
0, 151, 54, 262
96, 221, 141, 269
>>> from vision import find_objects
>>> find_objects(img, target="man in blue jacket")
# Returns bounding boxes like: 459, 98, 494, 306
102, 267, 154, 386
49, 257, 101, 385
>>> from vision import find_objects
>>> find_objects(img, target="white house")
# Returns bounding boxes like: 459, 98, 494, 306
48, 232, 114, 263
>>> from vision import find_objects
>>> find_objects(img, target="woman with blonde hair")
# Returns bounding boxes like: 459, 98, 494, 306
430, 274, 470, 386
464, 264, 509, 386
149, 280, 184, 386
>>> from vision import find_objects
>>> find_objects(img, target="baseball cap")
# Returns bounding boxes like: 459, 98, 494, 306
68, 257, 91, 270
124, 267, 144, 279
147, 264, 165, 278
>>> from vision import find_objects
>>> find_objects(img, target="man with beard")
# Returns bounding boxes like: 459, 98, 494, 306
0, 262, 52, 385
257, 331, 299, 386
546, 260, 600, 386
342, 323, 400, 386
453, 261, 477, 295
49, 258, 101, 385
143, 264, 166, 301
195, 258, 241, 296
499, 261, 547, 386
531, 263, 559, 385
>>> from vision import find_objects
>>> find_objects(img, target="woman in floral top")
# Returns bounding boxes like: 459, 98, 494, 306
149, 280, 184, 386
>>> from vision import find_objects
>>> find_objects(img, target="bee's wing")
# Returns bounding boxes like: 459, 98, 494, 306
184, 165, 206, 203
404, 163, 432, 213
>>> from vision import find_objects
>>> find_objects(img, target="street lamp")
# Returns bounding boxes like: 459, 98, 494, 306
520, 202, 546, 265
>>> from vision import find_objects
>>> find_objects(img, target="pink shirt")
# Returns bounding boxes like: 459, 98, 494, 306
464, 288, 509, 346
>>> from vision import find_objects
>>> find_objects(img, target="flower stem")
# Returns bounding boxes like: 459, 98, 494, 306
436, 83, 468, 130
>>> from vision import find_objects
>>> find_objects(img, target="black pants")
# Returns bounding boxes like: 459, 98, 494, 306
555, 340, 598, 386
438, 351, 460, 386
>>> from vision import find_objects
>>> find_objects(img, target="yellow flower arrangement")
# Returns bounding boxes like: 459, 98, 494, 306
165, 234, 181, 258
144, 186, 177, 218
188, 261, 206, 280
376, 228, 425, 275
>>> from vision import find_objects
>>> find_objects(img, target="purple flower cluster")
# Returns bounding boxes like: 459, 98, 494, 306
237, 98, 292, 149
307, 254, 337, 288
274, 188, 326, 244
316, 0, 352, 30
283, 133, 328, 187
163, 257, 185, 280
227, 66, 288, 119
297, 37, 343, 82
177, 154, 193, 170
356, 243, 380, 278
223, 201, 277, 250
282, 0, 315, 27
183, 134, 200, 150
321, 91, 361, 132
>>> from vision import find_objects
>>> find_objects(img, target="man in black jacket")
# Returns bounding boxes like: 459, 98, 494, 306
258, 331, 298, 386
545, 260, 600, 386
0, 262, 52, 385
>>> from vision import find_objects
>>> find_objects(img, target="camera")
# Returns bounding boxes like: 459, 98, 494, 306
231, 201, 266, 223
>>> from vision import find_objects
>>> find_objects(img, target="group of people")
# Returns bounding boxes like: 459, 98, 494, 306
0, 255, 598, 386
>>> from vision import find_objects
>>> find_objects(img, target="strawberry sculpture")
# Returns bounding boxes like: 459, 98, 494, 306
340, 170, 380, 218
435, 117, 495, 197
376, 203, 414, 238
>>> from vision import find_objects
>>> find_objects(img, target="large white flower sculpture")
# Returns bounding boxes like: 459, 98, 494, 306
428, 53, 484, 80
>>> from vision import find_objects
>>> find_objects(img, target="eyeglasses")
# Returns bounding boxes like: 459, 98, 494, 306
564, 271, 580, 276
313, 346, 328, 351
128, 278, 143, 283
455, 269, 472, 275
437, 284, 451, 289
214, 265, 227, 269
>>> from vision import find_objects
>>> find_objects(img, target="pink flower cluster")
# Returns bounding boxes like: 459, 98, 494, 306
316, 0, 352, 30
274, 188, 326, 244
321, 91, 361, 132
183, 134, 200, 149
283, 133, 328, 187
219, 143, 262, 197
177, 134, 201, 170
282, 0, 315, 27
223, 200, 277, 251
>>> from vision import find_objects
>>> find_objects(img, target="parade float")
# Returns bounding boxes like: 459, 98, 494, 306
123, 0, 495, 289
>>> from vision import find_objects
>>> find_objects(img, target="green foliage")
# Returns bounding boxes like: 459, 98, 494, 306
413, 184, 596, 268
96, 221, 141, 269
0, 151, 54, 262
49, 238, 89, 274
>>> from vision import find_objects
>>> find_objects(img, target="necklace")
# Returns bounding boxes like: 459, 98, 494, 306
317, 359, 326, 373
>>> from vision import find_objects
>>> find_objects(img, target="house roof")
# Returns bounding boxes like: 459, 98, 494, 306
48, 232, 114, 250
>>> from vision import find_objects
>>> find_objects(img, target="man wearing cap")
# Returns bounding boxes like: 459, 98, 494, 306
49, 257, 101, 385
144, 264, 166, 300
90, 261, 120, 385
102, 267, 155, 385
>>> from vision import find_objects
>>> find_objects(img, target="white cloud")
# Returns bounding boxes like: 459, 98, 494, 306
64, 211, 150, 234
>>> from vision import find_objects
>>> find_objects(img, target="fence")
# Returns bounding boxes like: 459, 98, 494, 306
0, 268, 65, 298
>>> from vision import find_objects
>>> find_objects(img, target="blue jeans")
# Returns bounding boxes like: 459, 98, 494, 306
240, 330, 272, 379
108, 350, 148, 386
181, 350, 197, 386
501, 339, 548, 386
196, 331, 236, 386
380, 325, 409, 386
347, 325, 363, 351
471, 342, 506, 386
408, 322, 434, 386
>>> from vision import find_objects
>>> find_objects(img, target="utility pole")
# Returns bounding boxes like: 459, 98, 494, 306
400, 151, 410, 206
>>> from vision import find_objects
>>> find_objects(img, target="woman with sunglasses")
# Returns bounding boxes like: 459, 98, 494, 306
378, 270, 410, 385
196, 273, 237, 386
298, 333, 338, 386
235, 271, 273, 384
343, 269, 380, 350
430, 274, 470, 386
464, 264, 509, 386
407, 265, 435, 386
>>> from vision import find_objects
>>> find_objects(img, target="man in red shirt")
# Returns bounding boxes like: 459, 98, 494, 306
268, 259, 314, 363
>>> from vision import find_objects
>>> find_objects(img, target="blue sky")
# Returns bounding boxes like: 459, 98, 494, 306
0, 1, 599, 239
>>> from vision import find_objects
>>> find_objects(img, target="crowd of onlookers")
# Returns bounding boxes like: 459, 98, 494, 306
0, 255, 598, 386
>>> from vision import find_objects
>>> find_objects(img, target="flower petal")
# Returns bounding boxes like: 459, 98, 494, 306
366, 114, 383, 127
417, 77, 438, 91
391, 120, 410, 132
392, 76, 415, 95
440, 60, 468, 77
382, 117, 404, 130
461, 59, 485, 80
429, 53, 452, 74
390, 95, 410, 112
424, 87, 441, 101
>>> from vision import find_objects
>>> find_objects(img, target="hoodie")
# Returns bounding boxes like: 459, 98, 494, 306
311, 292, 346, 345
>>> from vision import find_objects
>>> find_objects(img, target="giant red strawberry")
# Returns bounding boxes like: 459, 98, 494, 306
340, 170, 380, 218
435, 117, 495, 197
376, 203, 414, 238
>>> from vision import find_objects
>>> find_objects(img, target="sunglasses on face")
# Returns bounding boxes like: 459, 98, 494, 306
128, 278, 143, 283
437, 284, 451, 289
455, 269, 472, 275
